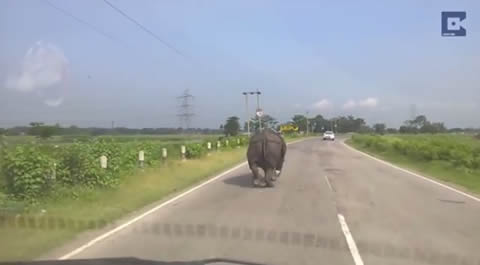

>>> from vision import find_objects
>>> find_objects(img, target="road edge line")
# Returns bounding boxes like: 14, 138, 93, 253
342, 140, 480, 203
337, 214, 364, 265
325, 175, 333, 192
58, 137, 314, 260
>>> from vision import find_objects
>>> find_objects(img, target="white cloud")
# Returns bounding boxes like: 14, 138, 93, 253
5, 41, 68, 94
342, 99, 357, 109
44, 97, 64, 107
312, 99, 332, 110
341, 97, 379, 110
358, 97, 378, 108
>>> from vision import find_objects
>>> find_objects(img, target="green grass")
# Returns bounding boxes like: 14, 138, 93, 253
346, 135, 480, 195
1, 134, 221, 146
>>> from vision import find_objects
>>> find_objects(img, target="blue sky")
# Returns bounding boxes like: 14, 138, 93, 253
1, 0, 478, 128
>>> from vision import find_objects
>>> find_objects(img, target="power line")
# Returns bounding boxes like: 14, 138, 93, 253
43, 0, 125, 45
102, 0, 187, 58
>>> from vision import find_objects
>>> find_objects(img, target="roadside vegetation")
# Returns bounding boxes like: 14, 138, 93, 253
348, 134, 480, 194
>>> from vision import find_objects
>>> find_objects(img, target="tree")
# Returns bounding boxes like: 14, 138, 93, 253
373, 123, 386, 135
223, 116, 240, 136
386, 128, 398, 134
420, 122, 447, 133
28, 122, 58, 139
292, 115, 307, 132
28, 122, 44, 136
449, 128, 464, 133
0, 128, 5, 135
311, 115, 329, 133
407, 115, 427, 129
399, 125, 414, 134
358, 125, 374, 134
261, 115, 278, 129
38, 126, 57, 139
401, 115, 447, 134
333, 115, 366, 133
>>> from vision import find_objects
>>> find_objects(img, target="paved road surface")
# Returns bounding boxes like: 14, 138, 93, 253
54, 138, 480, 265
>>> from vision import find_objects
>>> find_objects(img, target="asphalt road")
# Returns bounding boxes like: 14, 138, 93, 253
53, 137, 480, 265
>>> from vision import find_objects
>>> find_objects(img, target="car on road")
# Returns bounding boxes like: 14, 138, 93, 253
323, 131, 335, 141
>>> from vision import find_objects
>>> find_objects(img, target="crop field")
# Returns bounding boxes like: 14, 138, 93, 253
348, 134, 480, 194
0, 134, 242, 203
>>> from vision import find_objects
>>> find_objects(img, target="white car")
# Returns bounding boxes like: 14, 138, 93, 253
323, 131, 335, 141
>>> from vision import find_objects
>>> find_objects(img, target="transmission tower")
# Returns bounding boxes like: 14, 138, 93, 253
177, 89, 194, 130
409, 104, 417, 120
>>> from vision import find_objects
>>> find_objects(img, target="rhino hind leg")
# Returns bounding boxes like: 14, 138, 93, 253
250, 163, 264, 187
264, 168, 275, 187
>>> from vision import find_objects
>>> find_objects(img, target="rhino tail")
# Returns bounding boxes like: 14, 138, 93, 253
262, 137, 267, 163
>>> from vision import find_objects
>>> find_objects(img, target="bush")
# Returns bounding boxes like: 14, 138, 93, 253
351, 134, 479, 167
1, 136, 251, 201
185, 143, 206, 159
3, 145, 55, 200
56, 140, 122, 188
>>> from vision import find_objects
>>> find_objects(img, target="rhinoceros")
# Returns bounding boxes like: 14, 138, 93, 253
246, 128, 287, 187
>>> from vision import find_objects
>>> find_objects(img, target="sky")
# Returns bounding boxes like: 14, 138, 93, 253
0, 0, 479, 129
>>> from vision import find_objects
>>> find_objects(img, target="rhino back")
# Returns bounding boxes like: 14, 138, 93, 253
247, 130, 285, 168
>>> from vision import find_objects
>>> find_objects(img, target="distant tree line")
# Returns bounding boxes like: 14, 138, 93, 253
0, 123, 222, 137
283, 114, 369, 134
1, 114, 478, 138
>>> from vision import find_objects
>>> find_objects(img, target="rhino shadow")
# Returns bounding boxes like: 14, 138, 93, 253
223, 173, 258, 188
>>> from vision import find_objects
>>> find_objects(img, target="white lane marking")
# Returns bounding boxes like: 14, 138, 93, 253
59, 162, 247, 260
337, 214, 364, 265
325, 175, 333, 191
342, 141, 480, 203
59, 137, 314, 260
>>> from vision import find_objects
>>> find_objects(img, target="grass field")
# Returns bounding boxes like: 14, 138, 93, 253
1, 134, 221, 146
0, 134, 309, 261
347, 134, 480, 195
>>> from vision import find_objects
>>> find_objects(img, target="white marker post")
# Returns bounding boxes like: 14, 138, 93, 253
207, 142, 212, 156
138, 150, 145, 168
226, 140, 229, 147
51, 162, 57, 182
236, 138, 240, 148
181, 145, 186, 161
217, 141, 221, 151
162, 148, 167, 162
100, 155, 108, 169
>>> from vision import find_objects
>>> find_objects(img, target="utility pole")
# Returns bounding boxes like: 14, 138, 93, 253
255, 90, 262, 130
177, 89, 194, 131
242, 92, 250, 136
242, 90, 262, 134
305, 111, 309, 135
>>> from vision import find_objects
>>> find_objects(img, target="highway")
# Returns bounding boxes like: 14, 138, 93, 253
49, 137, 480, 265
